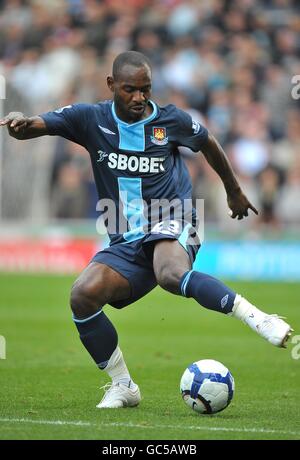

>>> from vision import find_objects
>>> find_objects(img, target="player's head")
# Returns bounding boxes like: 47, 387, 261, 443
107, 51, 152, 122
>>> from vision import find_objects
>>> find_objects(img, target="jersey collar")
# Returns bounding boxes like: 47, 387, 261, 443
111, 100, 157, 127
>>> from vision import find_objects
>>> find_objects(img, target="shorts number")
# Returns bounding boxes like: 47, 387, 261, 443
151, 220, 180, 236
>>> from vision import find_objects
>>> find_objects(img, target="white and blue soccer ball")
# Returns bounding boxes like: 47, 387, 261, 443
180, 359, 234, 414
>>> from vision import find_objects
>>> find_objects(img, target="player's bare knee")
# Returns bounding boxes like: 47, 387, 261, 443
156, 265, 182, 294
70, 281, 102, 318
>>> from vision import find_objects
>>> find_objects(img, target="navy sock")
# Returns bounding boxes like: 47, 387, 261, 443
73, 310, 118, 369
180, 270, 236, 314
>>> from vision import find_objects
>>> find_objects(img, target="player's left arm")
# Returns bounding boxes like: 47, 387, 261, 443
201, 132, 258, 220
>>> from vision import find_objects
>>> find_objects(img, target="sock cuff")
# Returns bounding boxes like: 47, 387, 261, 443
180, 270, 194, 297
73, 309, 103, 323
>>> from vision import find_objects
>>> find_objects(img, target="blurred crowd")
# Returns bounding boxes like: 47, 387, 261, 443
1, 0, 300, 230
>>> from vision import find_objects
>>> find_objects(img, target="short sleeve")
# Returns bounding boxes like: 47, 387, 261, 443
175, 108, 208, 152
39, 103, 91, 147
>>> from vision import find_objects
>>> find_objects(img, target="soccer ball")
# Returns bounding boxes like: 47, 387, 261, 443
180, 359, 234, 414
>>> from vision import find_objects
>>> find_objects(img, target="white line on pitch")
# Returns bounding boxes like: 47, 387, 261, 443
0, 418, 91, 427
0, 418, 299, 437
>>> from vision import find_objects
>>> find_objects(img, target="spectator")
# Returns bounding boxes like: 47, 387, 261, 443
277, 163, 300, 225
50, 162, 88, 219
256, 165, 282, 227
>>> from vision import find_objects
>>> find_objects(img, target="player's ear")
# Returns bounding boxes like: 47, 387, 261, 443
107, 76, 115, 93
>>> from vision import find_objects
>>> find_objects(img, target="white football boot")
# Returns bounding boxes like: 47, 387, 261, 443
96, 381, 141, 409
232, 295, 293, 348
255, 314, 293, 348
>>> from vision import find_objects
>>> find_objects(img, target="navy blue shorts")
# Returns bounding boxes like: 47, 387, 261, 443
92, 223, 201, 309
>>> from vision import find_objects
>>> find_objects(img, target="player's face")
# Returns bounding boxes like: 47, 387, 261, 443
107, 64, 152, 123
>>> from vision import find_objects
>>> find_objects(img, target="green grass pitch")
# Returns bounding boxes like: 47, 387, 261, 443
0, 273, 299, 440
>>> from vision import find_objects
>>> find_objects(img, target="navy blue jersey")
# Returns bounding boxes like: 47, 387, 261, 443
41, 100, 208, 245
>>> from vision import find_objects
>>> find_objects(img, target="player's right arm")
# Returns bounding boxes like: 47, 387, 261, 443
0, 112, 48, 140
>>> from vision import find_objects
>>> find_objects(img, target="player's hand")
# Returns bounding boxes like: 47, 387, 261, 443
227, 189, 258, 220
0, 112, 29, 135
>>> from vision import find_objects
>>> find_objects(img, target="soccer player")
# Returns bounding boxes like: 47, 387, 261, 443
0, 51, 293, 409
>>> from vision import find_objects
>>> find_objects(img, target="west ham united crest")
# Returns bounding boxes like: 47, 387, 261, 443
151, 127, 168, 146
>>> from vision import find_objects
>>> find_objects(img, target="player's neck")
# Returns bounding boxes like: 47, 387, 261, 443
115, 102, 153, 124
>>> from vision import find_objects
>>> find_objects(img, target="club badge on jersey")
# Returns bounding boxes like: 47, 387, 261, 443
151, 127, 168, 146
